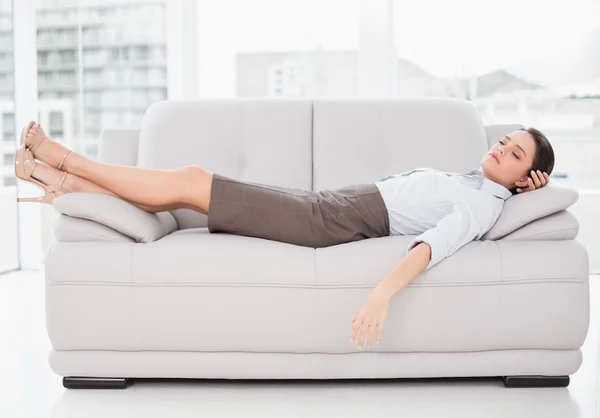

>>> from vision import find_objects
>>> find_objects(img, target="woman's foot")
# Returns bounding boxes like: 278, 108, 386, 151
31, 161, 123, 199
24, 123, 75, 171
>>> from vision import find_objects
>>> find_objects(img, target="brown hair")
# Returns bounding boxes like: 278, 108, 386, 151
509, 127, 555, 195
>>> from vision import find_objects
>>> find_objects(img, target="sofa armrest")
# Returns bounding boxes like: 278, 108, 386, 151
52, 192, 178, 243
481, 183, 579, 240
498, 210, 579, 241
98, 128, 140, 165
54, 214, 136, 243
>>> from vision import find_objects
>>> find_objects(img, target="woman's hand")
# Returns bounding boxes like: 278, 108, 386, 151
350, 288, 390, 349
515, 170, 550, 193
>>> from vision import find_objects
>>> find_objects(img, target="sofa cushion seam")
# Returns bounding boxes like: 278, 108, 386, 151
512, 226, 579, 240
54, 227, 132, 241
48, 278, 585, 287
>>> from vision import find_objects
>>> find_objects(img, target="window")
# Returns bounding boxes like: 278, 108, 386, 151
3, 153, 14, 165
21, 0, 599, 273
37, 51, 48, 65
3, 176, 16, 187
391, 0, 600, 271
2, 112, 14, 133
196, 0, 359, 98
59, 50, 75, 64
49, 110, 62, 127
35, 0, 169, 165
0, 0, 17, 271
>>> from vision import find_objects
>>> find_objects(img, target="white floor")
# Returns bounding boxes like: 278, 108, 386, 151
1, 269, 598, 418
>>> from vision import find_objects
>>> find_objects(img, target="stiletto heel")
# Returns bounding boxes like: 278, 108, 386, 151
14, 146, 69, 205
17, 194, 55, 204
20, 121, 73, 170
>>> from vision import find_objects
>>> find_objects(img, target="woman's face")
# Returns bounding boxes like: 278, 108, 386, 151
480, 130, 536, 190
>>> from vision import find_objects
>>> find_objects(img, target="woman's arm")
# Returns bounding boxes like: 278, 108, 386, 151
350, 242, 431, 349
351, 202, 480, 349
374, 242, 431, 299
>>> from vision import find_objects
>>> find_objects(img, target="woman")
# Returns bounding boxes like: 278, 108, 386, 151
14, 121, 553, 350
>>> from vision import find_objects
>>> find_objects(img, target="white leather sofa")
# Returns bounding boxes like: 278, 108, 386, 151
47, 98, 590, 389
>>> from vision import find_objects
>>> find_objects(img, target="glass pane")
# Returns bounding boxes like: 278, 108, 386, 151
200, 0, 359, 97
79, 1, 168, 161
3, 151, 14, 165
36, 0, 169, 162
0, 0, 19, 272
32, 0, 170, 264
3, 176, 15, 187
393, 0, 600, 188
35, 0, 79, 163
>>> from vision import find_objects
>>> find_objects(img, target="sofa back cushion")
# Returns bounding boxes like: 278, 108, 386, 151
312, 98, 491, 190
137, 99, 313, 229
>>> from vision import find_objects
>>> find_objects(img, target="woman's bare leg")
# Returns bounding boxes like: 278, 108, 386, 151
30, 163, 207, 214
26, 123, 213, 214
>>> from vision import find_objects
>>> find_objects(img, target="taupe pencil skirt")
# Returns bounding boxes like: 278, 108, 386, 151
206, 173, 390, 248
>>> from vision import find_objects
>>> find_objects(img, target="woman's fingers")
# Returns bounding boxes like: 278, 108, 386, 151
351, 317, 381, 349
536, 170, 545, 187
359, 321, 379, 349
366, 323, 377, 349
350, 318, 360, 342
530, 171, 538, 187
376, 318, 385, 344
531, 170, 542, 188
358, 322, 370, 348
351, 315, 368, 346
516, 171, 549, 194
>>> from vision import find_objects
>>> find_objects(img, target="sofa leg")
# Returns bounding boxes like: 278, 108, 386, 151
63, 377, 131, 389
502, 375, 570, 388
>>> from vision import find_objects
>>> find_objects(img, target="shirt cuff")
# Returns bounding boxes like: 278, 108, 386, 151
406, 231, 445, 270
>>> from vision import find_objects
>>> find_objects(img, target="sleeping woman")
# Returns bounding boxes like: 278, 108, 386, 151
14, 122, 553, 349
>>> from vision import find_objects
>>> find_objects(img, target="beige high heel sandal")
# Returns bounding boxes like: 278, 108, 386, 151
20, 121, 72, 171
14, 146, 69, 205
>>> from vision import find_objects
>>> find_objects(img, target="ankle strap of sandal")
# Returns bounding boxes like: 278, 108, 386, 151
29, 132, 46, 156
57, 150, 71, 171
58, 170, 68, 187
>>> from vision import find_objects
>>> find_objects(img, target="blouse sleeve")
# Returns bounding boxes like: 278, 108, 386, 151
405, 201, 481, 270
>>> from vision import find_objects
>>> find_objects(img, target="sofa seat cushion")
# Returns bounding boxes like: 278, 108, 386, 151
45, 230, 589, 354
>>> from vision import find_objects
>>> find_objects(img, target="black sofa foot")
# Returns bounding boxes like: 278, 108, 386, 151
503, 375, 570, 388
63, 377, 131, 389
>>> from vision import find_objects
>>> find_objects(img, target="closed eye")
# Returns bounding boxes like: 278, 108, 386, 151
498, 140, 520, 160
